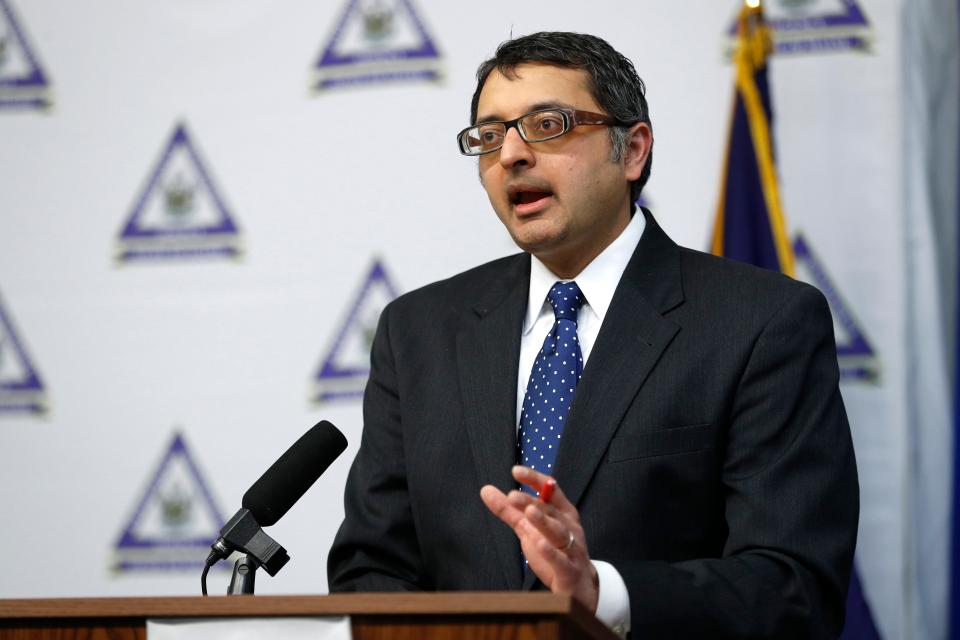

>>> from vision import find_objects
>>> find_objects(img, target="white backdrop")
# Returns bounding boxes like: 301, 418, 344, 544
0, 1, 943, 638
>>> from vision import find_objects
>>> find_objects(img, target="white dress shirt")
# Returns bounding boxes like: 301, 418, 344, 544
516, 211, 645, 637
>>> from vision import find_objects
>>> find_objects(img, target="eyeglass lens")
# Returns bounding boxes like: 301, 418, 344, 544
461, 110, 570, 155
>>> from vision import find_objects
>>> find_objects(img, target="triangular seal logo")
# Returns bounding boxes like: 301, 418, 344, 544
313, 258, 400, 401
311, 0, 442, 90
793, 233, 879, 382
0, 289, 45, 414
115, 121, 242, 263
726, 0, 872, 55
113, 431, 226, 572
0, 0, 52, 110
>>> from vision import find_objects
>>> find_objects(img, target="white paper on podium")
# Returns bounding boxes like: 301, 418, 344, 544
146, 616, 352, 640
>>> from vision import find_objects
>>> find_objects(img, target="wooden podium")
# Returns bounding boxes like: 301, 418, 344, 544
0, 592, 616, 639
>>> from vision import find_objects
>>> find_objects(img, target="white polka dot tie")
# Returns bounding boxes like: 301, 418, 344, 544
517, 281, 585, 497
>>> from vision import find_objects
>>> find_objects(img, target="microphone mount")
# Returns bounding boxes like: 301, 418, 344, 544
202, 509, 289, 596
216, 508, 290, 576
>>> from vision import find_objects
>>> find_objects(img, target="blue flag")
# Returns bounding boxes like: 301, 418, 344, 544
711, 1, 794, 275
712, 3, 880, 637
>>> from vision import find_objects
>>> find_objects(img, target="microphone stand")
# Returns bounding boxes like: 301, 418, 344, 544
227, 554, 258, 595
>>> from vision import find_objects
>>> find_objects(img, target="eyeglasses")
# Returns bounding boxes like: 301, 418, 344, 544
457, 107, 630, 156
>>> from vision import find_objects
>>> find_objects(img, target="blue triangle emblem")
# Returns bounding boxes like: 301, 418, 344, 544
313, 259, 400, 401
0, 0, 51, 109
312, 0, 442, 90
115, 122, 242, 263
114, 432, 226, 571
726, 0, 872, 54
0, 289, 45, 414
793, 233, 878, 382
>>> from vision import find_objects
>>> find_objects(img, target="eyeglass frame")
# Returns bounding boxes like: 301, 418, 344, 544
456, 107, 634, 156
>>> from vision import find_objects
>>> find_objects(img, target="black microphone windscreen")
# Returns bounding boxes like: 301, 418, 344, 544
241, 420, 348, 526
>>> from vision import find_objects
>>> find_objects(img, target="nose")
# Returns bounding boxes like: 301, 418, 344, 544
498, 126, 535, 170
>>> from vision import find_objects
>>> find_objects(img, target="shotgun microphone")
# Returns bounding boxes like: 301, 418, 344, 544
242, 420, 348, 526
202, 420, 348, 593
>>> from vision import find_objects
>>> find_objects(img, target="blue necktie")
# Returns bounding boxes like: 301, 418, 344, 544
517, 281, 585, 496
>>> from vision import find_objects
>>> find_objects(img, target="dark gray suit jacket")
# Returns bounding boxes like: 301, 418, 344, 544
328, 211, 859, 639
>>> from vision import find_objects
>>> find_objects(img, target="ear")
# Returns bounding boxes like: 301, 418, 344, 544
622, 122, 652, 182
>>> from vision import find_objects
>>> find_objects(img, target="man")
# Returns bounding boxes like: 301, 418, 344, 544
328, 32, 858, 639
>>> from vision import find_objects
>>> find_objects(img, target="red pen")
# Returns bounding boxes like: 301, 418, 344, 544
540, 477, 556, 503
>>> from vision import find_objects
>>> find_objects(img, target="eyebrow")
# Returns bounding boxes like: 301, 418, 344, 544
475, 100, 577, 124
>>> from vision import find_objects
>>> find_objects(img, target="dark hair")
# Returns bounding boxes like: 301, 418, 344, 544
470, 31, 653, 203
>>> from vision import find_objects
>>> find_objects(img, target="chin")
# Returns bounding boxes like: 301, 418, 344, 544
509, 230, 564, 257
508, 212, 557, 236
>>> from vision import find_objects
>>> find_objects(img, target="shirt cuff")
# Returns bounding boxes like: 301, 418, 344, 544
592, 559, 631, 638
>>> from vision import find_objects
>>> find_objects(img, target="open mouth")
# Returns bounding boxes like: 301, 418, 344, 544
509, 186, 554, 207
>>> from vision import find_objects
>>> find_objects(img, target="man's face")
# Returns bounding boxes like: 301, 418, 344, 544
475, 63, 642, 277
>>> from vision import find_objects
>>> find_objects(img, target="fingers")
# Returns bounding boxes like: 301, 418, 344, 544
511, 466, 579, 520
481, 484, 544, 531
524, 500, 576, 551
480, 484, 544, 524
479, 485, 518, 526
536, 535, 579, 572
511, 464, 550, 495
482, 475, 583, 558
481, 475, 598, 611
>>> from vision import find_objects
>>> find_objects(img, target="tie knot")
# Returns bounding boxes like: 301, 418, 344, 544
547, 281, 584, 323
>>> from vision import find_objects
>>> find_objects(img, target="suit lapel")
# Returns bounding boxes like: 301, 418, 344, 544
456, 254, 529, 589
553, 212, 685, 509
457, 212, 683, 590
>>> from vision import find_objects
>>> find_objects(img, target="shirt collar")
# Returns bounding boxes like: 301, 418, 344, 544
523, 211, 646, 335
